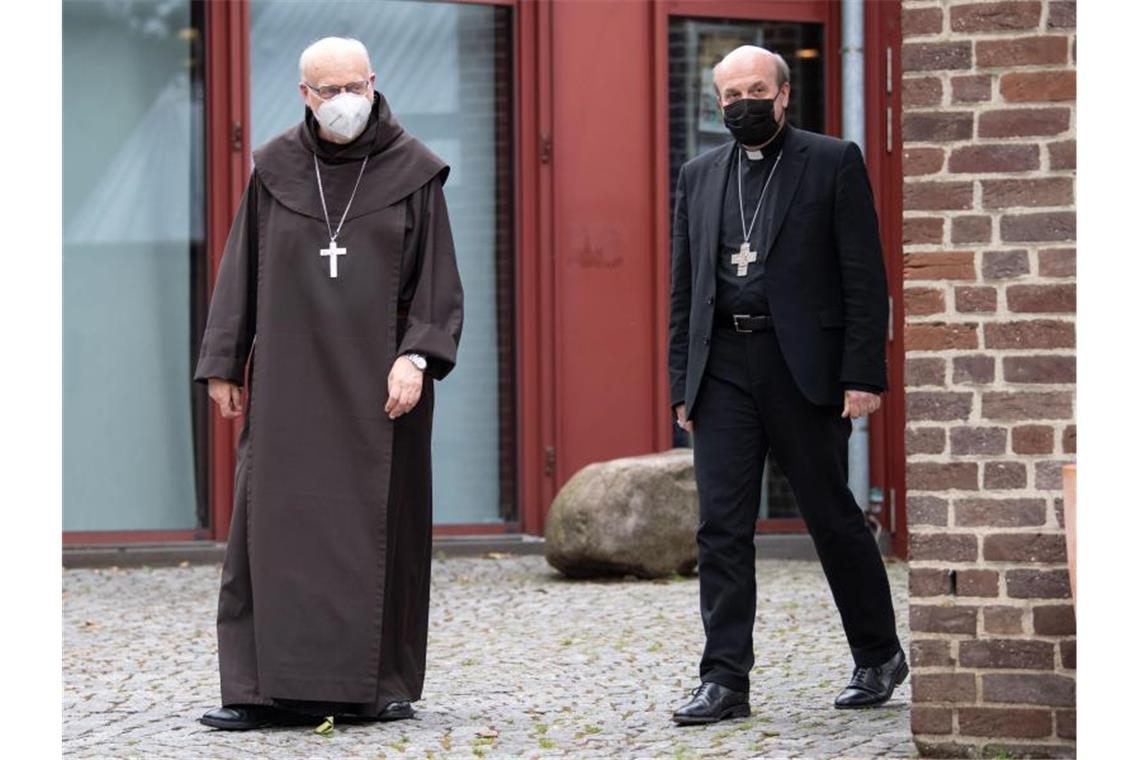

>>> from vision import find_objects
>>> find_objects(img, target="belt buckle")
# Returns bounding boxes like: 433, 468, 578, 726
732, 314, 754, 333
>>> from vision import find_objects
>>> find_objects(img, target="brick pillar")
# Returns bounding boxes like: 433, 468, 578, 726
901, 1, 1076, 756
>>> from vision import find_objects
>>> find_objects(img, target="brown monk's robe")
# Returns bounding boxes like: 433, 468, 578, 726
193, 92, 463, 716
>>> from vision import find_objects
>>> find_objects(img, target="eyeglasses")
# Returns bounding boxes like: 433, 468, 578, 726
304, 80, 370, 100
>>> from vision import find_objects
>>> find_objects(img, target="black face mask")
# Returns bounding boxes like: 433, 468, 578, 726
722, 97, 782, 146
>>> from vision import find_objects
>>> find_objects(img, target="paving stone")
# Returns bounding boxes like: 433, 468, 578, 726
64, 556, 914, 758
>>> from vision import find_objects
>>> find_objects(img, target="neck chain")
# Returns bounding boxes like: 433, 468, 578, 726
313, 154, 369, 244
737, 144, 783, 247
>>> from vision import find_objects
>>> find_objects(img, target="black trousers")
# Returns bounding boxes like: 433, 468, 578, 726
691, 328, 900, 693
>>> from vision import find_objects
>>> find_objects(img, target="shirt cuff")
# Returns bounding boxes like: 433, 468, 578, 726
842, 382, 883, 395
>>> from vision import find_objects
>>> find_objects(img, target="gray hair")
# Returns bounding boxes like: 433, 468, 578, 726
298, 37, 372, 82
772, 52, 791, 89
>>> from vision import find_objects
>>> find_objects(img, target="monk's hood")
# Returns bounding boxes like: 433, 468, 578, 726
252, 91, 449, 223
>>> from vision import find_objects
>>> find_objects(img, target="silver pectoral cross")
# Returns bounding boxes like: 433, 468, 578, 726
731, 242, 757, 277
320, 240, 347, 279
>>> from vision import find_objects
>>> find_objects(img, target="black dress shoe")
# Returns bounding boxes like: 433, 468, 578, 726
672, 682, 751, 725
834, 649, 909, 709
377, 700, 415, 721
199, 705, 279, 730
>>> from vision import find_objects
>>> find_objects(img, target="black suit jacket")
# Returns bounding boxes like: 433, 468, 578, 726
668, 125, 888, 415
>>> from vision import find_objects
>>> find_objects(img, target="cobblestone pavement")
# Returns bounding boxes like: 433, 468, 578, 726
64, 555, 913, 759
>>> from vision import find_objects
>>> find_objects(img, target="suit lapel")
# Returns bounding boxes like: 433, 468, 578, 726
703, 141, 735, 272
762, 126, 809, 261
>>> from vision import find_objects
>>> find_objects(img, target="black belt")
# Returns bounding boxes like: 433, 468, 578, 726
714, 313, 774, 333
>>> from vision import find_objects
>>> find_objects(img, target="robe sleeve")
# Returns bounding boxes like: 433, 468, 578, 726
397, 173, 464, 380
193, 173, 259, 386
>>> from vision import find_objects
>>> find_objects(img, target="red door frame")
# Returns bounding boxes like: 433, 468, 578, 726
434, 0, 534, 536
516, 0, 556, 537
203, 0, 252, 544
650, 0, 905, 549
864, 0, 906, 558
653, 0, 843, 536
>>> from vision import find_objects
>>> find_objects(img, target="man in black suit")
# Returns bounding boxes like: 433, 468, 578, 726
669, 46, 907, 725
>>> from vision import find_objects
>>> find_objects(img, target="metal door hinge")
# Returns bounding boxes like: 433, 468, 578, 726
886, 47, 893, 95
544, 445, 556, 476
885, 47, 894, 154
887, 295, 894, 343
540, 134, 553, 164
231, 122, 244, 153
886, 105, 893, 153
889, 487, 897, 533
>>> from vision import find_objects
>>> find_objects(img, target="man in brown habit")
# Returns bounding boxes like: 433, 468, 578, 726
194, 37, 463, 731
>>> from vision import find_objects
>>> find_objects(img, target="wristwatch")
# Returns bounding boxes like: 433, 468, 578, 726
404, 352, 427, 371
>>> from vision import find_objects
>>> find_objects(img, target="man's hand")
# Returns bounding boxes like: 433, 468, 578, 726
386, 355, 424, 420
842, 389, 881, 419
208, 378, 244, 419
675, 404, 693, 434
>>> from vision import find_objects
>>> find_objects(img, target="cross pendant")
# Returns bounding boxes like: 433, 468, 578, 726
320, 240, 347, 279
731, 242, 757, 277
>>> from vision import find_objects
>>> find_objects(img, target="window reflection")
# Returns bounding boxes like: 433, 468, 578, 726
62, 0, 207, 531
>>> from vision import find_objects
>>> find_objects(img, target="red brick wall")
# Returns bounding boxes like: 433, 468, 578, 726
901, 1, 1076, 756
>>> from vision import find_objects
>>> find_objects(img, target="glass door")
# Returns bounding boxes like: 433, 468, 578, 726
248, 0, 517, 527
62, 0, 209, 534
666, 5, 836, 531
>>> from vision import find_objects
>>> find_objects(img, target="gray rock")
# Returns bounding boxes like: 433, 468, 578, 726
544, 448, 699, 579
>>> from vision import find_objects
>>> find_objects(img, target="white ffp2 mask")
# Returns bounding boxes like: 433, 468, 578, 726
315, 93, 371, 142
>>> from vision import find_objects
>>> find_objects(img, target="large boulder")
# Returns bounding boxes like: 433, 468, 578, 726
544, 448, 698, 579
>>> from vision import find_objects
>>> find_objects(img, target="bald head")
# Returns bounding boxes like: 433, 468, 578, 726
712, 45, 790, 105
299, 37, 372, 83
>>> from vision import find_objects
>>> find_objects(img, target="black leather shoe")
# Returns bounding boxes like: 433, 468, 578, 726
378, 700, 415, 721
199, 705, 278, 730
834, 649, 909, 709
672, 682, 751, 725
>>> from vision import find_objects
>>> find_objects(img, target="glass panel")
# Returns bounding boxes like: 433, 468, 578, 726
250, 1, 516, 525
62, 0, 207, 531
668, 17, 826, 521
